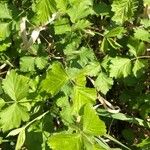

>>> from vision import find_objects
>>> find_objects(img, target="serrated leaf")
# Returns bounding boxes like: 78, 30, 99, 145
72, 86, 97, 113
67, 1, 93, 23
54, 18, 71, 34
35, 57, 48, 70
111, 0, 138, 24
40, 62, 69, 96
34, 0, 57, 24
73, 19, 91, 30
0, 3, 12, 19
110, 57, 132, 78
56, 0, 69, 12
95, 72, 113, 94
83, 104, 106, 136
2, 70, 29, 101
134, 28, 150, 42
0, 22, 11, 41
84, 62, 101, 77
48, 133, 83, 150
15, 130, 26, 150
0, 103, 29, 131
133, 59, 145, 77
128, 38, 146, 57
20, 57, 36, 72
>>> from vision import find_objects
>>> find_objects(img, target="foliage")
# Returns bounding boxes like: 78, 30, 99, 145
0, 0, 150, 149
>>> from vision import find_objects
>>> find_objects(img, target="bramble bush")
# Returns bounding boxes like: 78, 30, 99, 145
0, 0, 150, 149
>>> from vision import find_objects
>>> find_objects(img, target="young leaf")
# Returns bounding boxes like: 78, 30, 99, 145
0, 103, 29, 131
2, 70, 29, 101
82, 104, 106, 136
72, 86, 97, 114
40, 62, 69, 96
111, 0, 138, 24
95, 72, 113, 94
48, 133, 83, 150
110, 57, 132, 78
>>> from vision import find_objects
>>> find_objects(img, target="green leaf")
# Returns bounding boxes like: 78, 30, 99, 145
54, 18, 71, 34
35, 57, 48, 70
83, 104, 106, 136
0, 103, 29, 131
72, 86, 97, 114
0, 3, 12, 19
67, 1, 93, 23
2, 70, 29, 101
128, 38, 146, 56
133, 59, 146, 77
95, 72, 113, 94
40, 62, 69, 96
0, 98, 5, 109
105, 27, 126, 38
73, 19, 91, 30
0, 41, 11, 52
56, 0, 69, 12
137, 138, 150, 148
141, 19, 150, 28
110, 57, 132, 78
111, 0, 138, 24
84, 62, 101, 77
100, 37, 109, 53
15, 130, 26, 150
0, 22, 11, 41
20, 56, 36, 72
34, 0, 57, 24
48, 133, 83, 150
93, 2, 111, 16
134, 28, 150, 42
